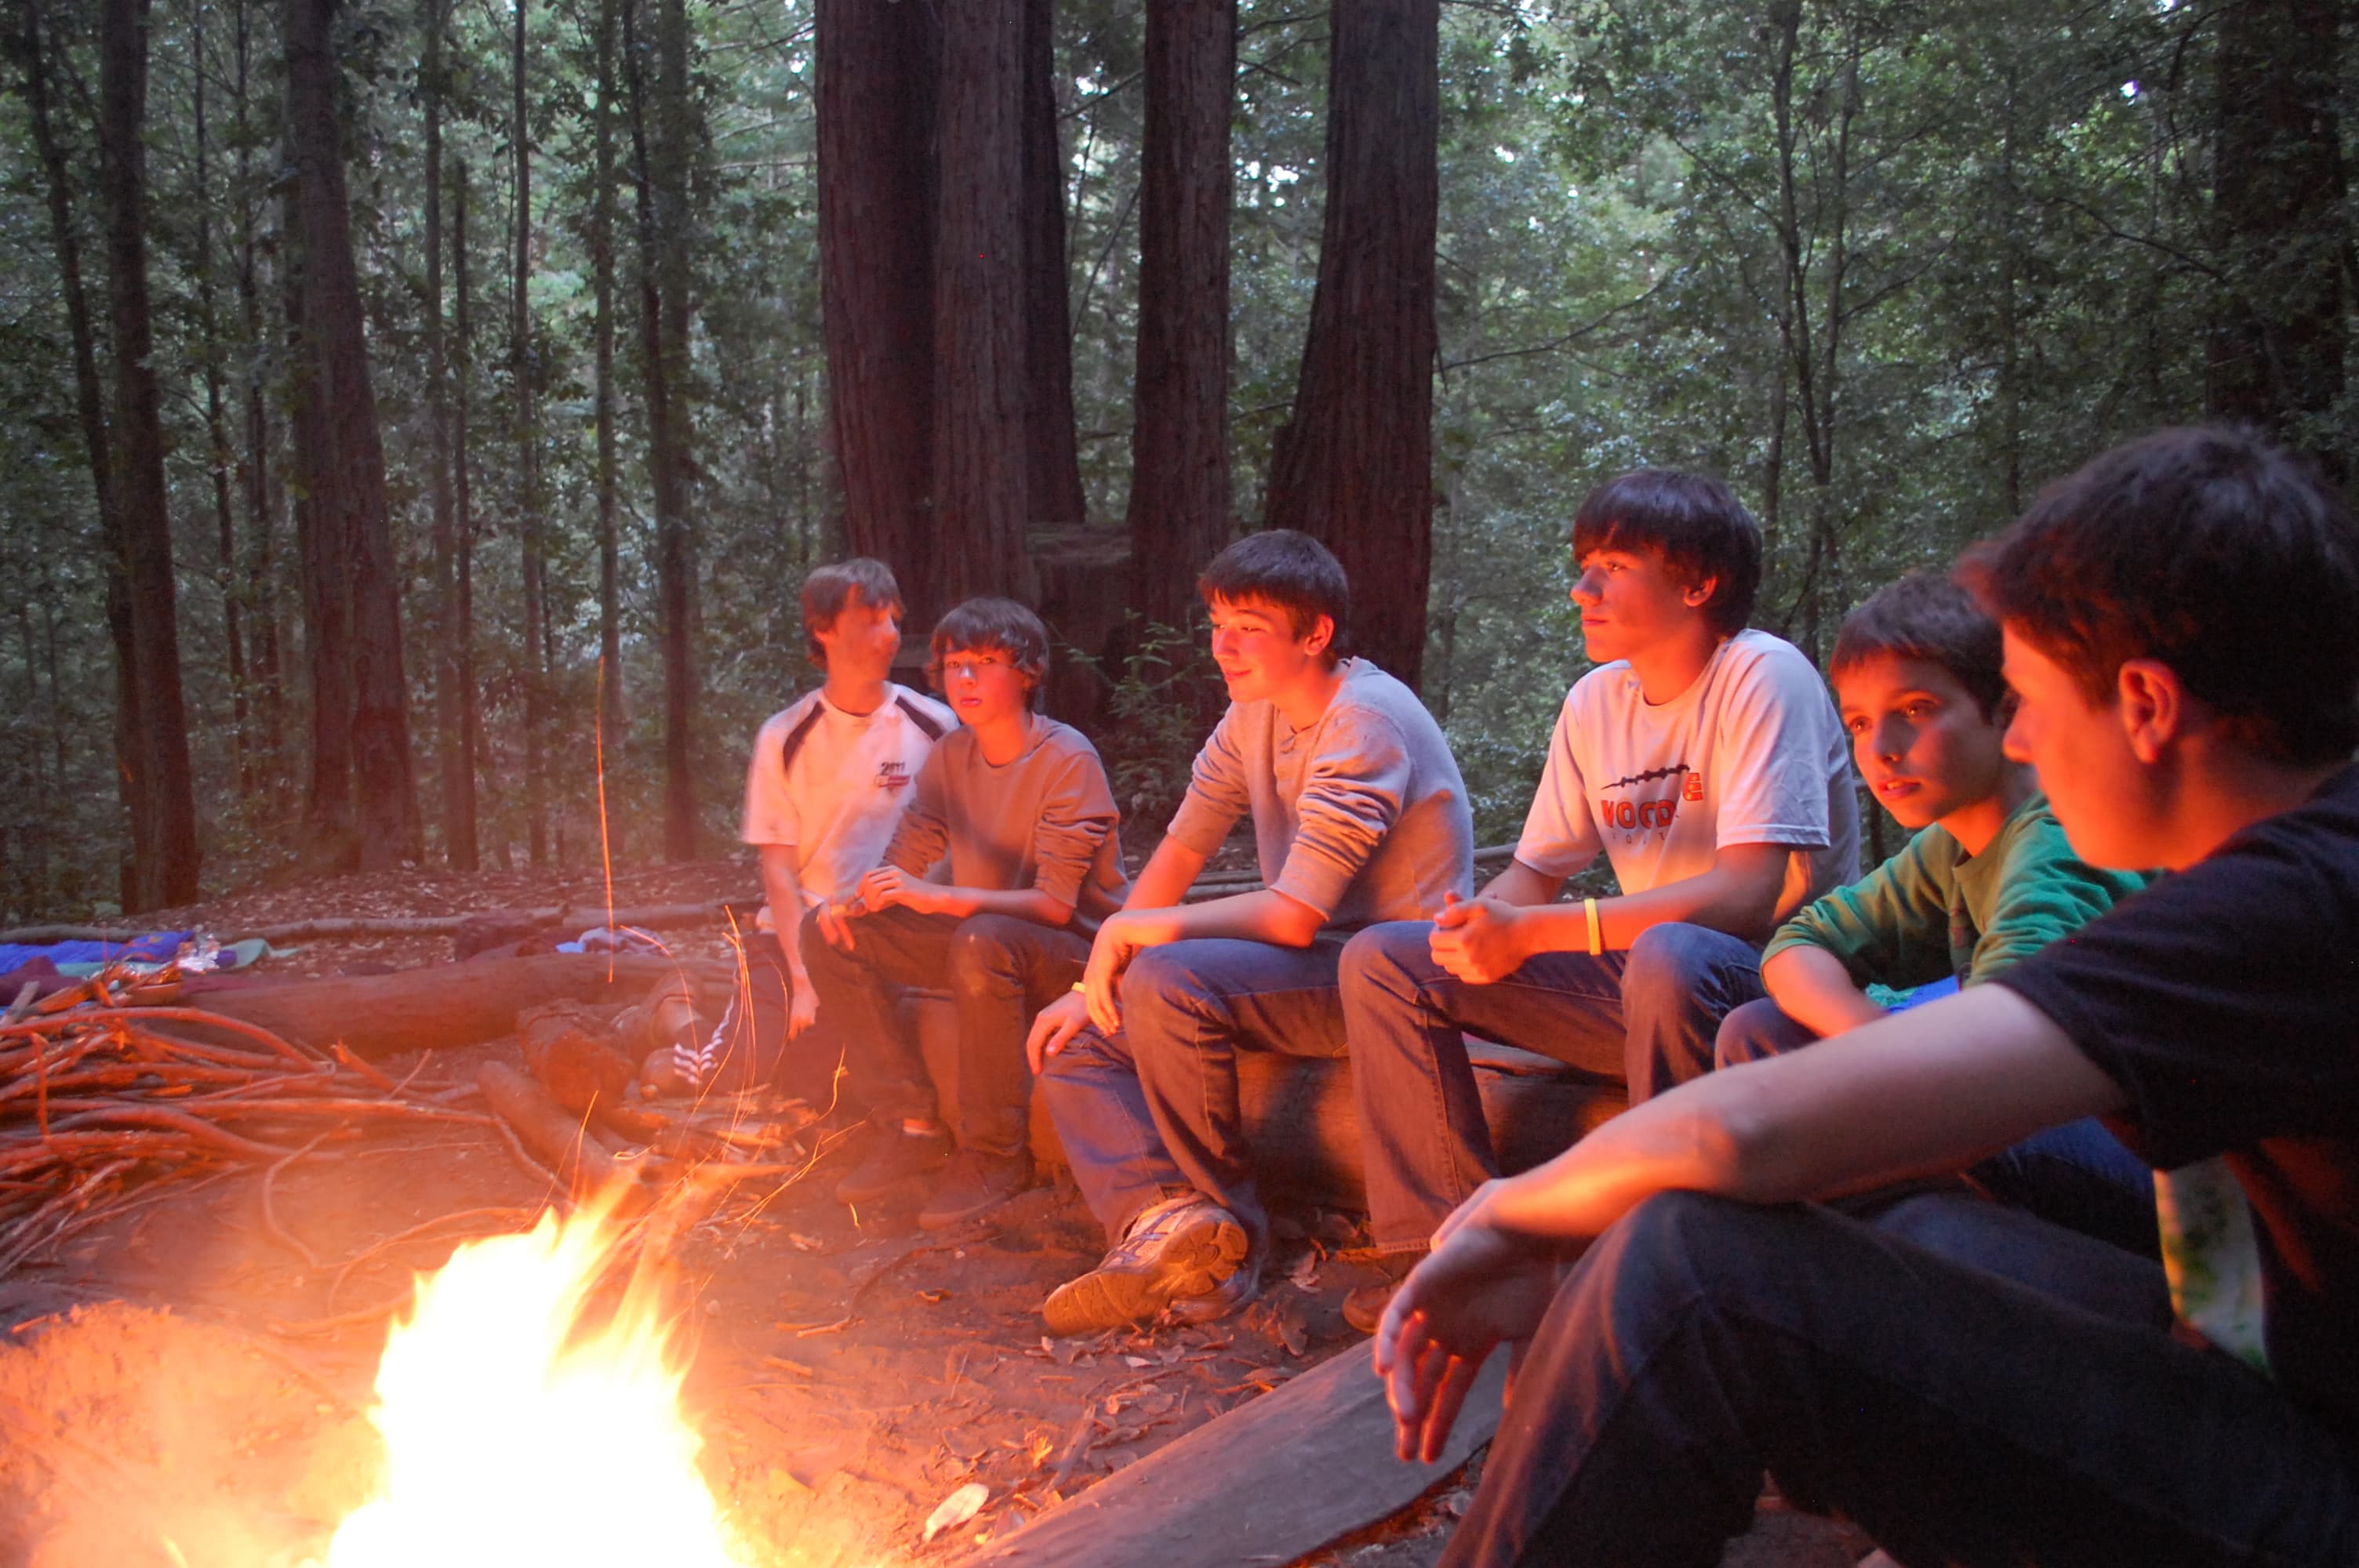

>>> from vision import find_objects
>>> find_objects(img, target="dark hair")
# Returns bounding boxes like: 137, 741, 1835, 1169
927, 597, 1050, 700
1964, 426, 2359, 765
1570, 470, 1762, 635
801, 559, 903, 665
1197, 530, 1350, 667
1830, 575, 2008, 721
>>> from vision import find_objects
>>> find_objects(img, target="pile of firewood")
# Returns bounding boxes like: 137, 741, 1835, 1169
0, 968, 500, 1275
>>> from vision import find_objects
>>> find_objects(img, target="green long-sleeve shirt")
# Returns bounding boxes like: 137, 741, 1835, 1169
1762, 792, 2154, 993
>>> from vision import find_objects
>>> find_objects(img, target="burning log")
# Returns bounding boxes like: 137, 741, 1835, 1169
474, 1060, 632, 1195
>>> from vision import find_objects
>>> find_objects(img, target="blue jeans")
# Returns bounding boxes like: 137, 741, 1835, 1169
1339, 921, 1764, 1253
1438, 1192, 2354, 1568
1716, 996, 2160, 1258
1035, 937, 1351, 1247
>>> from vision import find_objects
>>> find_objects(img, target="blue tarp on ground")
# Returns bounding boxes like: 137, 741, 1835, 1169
0, 931, 192, 973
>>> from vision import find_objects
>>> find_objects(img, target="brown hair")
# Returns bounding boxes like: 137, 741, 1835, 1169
801, 559, 903, 665
1570, 470, 1762, 636
1963, 426, 2359, 764
1830, 575, 2008, 720
1197, 530, 1350, 669
927, 597, 1050, 702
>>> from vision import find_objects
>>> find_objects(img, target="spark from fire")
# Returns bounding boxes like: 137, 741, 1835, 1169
316, 1195, 749, 1566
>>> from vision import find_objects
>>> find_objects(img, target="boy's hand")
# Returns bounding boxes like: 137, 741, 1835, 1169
813, 898, 858, 952
1079, 912, 1150, 1034
859, 865, 942, 915
786, 977, 820, 1039
1374, 1189, 1559, 1464
1027, 991, 1090, 1073
1429, 893, 1530, 985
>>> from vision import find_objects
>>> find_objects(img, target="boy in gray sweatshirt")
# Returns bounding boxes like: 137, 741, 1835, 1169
1028, 532, 1474, 1331
805, 598, 1129, 1229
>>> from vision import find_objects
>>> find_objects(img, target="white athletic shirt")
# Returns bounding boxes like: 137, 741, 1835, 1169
1515, 630, 1859, 922
740, 683, 955, 920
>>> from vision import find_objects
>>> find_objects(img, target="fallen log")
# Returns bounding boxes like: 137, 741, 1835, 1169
0, 899, 761, 949
180, 953, 726, 1060
476, 1060, 625, 1192
949, 1341, 1505, 1568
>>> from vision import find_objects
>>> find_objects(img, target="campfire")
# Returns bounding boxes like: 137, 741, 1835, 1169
316, 1193, 749, 1566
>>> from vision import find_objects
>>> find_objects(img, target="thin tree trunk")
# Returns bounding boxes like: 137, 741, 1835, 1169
282, 152, 354, 866
191, 0, 249, 802
1262, 0, 1438, 688
423, 0, 469, 866
452, 158, 482, 870
592, 0, 623, 856
932, 0, 1030, 605
99, 0, 201, 909
231, 0, 282, 800
1020, 0, 1084, 531
816, 0, 939, 623
645, 0, 699, 859
286, 0, 420, 868
514, 0, 548, 864
1126, 0, 1234, 628
7, 0, 144, 903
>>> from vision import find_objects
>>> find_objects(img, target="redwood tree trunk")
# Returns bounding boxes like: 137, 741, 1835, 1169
1261, 0, 1439, 690
282, 168, 354, 866
286, 0, 421, 867
1127, 0, 1234, 627
816, 0, 940, 624
592, 0, 624, 855
451, 159, 483, 869
423, 0, 470, 866
98, 0, 202, 909
7, 0, 144, 900
932, 0, 1031, 605
648, 0, 700, 859
514, 0, 549, 864
1020, 0, 1085, 531
2207, 0, 2345, 477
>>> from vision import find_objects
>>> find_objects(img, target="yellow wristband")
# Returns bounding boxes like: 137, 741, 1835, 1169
1070, 982, 1088, 994
1583, 897, 1603, 958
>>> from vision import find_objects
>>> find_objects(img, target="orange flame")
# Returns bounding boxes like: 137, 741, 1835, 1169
318, 1194, 749, 1566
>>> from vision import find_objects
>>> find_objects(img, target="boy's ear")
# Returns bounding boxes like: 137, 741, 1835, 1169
2116, 659, 2185, 764
1681, 574, 1719, 611
1301, 613, 1336, 657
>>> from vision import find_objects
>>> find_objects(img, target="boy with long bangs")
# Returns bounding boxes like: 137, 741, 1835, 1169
648, 559, 951, 1102
804, 597, 1130, 1230
1713, 573, 2156, 1253
1027, 531, 1474, 1332
1338, 469, 1857, 1330
1377, 427, 2359, 1568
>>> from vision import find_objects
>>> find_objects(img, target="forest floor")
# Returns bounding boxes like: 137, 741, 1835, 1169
0, 858, 1869, 1567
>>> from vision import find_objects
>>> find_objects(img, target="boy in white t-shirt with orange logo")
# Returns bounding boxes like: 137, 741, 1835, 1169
1338, 470, 1858, 1330
643, 559, 953, 1102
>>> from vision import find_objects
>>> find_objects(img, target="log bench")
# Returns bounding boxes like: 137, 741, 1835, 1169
906, 993, 1626, 1212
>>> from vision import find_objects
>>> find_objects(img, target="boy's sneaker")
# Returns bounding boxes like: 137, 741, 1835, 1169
1041, 1195, 1256, 1334
832, 1123, 952, 1204
918, 1148, 1033, 1230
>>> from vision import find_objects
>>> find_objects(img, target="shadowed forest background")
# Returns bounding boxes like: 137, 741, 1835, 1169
1, 0, 2349, 921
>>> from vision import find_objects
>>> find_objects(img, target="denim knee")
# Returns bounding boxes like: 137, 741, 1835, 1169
1624, 922, 1728, 996
1339, 920, 1436, 1010
947, 916, 1022, 996
1119, 946, 1218, 1036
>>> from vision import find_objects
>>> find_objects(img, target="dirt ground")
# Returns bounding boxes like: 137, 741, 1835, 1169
0, 864, 1870, 1567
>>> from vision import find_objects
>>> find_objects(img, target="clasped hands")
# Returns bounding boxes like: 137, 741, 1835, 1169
1427, 891, 1532, 984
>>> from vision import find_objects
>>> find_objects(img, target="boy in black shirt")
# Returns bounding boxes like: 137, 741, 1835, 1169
1377, 427, 2359, 1566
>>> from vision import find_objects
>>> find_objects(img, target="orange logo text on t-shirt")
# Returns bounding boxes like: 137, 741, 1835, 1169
876, 761, 911, 792
1599, 796, 1681, 831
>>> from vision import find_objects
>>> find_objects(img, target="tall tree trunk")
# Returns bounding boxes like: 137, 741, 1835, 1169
1126, 0, 1234, 628
7, 0, 144, 905
592, 0, 623, 856
424, 0, 471, 866
452, 158, 483, 869
639, 0, 699, 859
99, 0, 201, 909
514, 0, 549, 864
816, 0, 940, 622
285, 0, 421, 868
1261, 0, 1439, 689
231, 0, 283, 800
932, 0, 1031, 604
1020, 0, 1084, 532
283, 155, 354, 864
191, 0, 250, 803
2207, 0, 2345, 477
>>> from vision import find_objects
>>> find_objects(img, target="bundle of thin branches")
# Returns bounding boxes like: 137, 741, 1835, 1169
0, 976, 499, 1275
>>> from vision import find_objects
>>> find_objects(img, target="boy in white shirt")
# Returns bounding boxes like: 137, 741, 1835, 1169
1339, 470, 1858, 1329
645, 559, 953, 1102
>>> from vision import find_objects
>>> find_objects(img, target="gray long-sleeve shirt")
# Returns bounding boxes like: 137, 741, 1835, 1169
885, 713, 1131, 922
1165, 658, 1473, 930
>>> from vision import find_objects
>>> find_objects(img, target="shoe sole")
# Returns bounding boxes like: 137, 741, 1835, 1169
1041, 1215, 1249, 1334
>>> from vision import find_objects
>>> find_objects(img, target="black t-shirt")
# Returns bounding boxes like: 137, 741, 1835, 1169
1996, 764, 2359, 1432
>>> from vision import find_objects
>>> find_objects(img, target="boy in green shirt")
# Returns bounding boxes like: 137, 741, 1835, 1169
1710, 573, 2157, 1250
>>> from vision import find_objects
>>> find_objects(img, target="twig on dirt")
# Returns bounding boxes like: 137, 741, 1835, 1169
325, 1206, 540, 1306
257, 1134, 333, 1271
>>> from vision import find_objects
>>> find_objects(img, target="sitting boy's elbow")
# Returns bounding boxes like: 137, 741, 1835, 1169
1267, 894, 1325, 948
